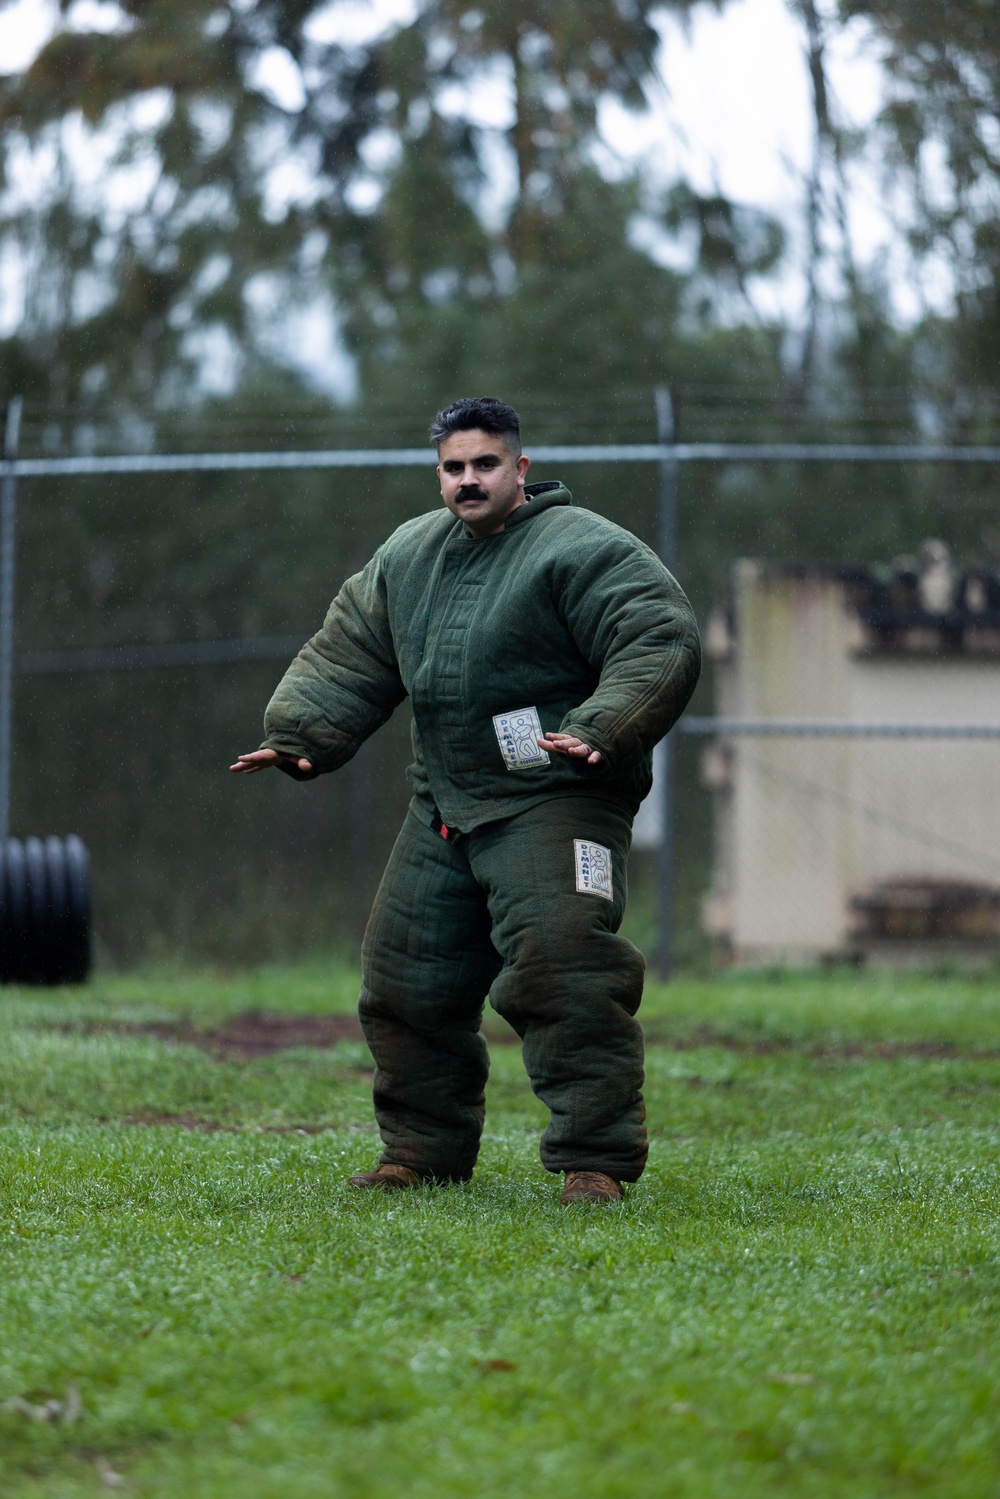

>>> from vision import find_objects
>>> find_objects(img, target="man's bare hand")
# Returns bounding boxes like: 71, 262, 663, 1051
229, 748, 314, 775
537, 732, 603, 766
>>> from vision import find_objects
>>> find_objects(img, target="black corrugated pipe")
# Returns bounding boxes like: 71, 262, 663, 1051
0, 835, 91, 984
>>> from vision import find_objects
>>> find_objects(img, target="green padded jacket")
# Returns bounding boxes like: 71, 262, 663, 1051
261, 481, 701, 832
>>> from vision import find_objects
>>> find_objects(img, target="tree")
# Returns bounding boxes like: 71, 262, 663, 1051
0, 0, 744, 417
837, 0, 1000, 424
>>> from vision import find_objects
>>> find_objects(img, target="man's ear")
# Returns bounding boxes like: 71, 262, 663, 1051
517, 454, 530, 483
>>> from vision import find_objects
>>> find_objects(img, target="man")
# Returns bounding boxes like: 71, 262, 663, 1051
231, 396, 700, 1204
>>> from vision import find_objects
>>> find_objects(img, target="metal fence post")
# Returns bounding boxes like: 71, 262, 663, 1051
0, 396, 23, 845
654, 387, 678, 980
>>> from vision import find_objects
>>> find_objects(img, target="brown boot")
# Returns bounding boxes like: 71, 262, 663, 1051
348, 1163, 424, 1190
561, 1170, 623, 1205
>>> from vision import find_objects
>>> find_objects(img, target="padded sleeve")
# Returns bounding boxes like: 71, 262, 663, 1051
553, 531, 701, 778
261, 548, 406, 776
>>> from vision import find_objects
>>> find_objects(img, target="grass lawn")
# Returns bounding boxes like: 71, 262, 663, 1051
0, 963, 998, 1496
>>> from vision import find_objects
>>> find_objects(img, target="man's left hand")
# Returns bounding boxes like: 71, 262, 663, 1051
537, 733, 602, 766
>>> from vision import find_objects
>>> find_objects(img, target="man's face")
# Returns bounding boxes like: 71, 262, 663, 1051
437, 428, 530, 537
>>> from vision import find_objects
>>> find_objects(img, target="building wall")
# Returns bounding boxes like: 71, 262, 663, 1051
705, 564, 1000, 963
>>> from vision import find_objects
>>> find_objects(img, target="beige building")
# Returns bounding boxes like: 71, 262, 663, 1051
702, 551, 1000, 964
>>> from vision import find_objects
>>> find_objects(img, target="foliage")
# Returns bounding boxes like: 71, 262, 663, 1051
0, 0, 747, 413
814, 1, 1000, 421
2, 0, 999, 417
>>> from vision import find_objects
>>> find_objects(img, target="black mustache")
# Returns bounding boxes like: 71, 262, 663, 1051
457, 487, 488, 501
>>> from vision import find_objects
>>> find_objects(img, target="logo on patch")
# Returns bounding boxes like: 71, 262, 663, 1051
492, 707, 550, 770
574, 838, 613, 900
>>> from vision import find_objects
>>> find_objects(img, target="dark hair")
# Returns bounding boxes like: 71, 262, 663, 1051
429, 396, 521, 453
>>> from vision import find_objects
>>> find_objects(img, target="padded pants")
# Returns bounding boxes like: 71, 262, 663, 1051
358, 796, 647, 1182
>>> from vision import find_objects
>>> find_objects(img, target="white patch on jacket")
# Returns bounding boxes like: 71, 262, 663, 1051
492, 707, 550, 769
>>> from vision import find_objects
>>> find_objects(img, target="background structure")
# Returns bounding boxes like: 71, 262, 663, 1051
702, 558, 1000, 964
2, 0, 1000, 967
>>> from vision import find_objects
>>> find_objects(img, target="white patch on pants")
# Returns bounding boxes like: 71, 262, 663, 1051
492, 706, 550, 769
574, 838, 613, 900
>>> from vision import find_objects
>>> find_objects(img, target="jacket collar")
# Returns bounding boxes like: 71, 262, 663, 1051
503, 481, 573, 528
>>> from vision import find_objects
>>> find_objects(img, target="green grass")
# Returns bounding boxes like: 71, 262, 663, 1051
1, 965, 999, 1497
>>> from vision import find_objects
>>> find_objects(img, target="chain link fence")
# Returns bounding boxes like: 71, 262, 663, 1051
4, 390, 1000, 970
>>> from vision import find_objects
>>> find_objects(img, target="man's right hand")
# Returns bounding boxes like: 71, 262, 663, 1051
229, 748, 314, 775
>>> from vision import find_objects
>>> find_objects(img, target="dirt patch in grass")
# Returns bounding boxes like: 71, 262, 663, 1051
62, 1010, 1000, 1062
78, 1009, 366, 1060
